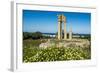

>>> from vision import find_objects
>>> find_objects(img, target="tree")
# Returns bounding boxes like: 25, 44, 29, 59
32, 31, 43, 39
23, 32, 32, 40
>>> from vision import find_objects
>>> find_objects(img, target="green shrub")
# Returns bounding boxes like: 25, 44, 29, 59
23, 46, 91, 63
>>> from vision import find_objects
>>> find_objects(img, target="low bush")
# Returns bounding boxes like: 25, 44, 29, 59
23, 46, 91, 62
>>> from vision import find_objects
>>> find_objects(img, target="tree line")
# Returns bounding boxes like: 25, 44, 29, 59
23, 32, 52, 40
23, 32, 43, 40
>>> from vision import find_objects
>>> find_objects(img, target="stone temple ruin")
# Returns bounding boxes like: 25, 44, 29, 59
57, 14, 72, 40
39, 14, 90, 49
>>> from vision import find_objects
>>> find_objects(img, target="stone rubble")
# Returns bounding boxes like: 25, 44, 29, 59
39, 39, 90, 49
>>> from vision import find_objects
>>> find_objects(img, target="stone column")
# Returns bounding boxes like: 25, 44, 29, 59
69, 27, 72, 40
58, 21, 61, 40
58, 15, 62, 40
60, 22, 62, 39
64, 16, 67, 40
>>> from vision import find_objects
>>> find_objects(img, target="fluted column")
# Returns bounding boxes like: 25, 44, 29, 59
69, 27, 72, 40
64, 16, 67, 40
58, 15, 62, 40
60, 22, 62, 39
58, 21, 61, 40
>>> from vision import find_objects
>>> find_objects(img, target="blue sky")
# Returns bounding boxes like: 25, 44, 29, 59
23, 10, 91, 34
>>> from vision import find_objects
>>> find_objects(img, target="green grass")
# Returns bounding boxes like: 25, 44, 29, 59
23, 39, 46, 48
23, 40, 91, 63
23, 47, 91, 62
23, 39, 91, 63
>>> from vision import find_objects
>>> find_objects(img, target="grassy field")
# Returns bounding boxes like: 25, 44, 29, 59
23, 39, 91, 63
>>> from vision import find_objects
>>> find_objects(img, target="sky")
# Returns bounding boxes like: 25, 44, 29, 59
23, 10, 91, 34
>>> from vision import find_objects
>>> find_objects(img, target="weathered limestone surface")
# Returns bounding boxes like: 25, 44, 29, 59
69, 27, 72, 40
57, 14, 72, 40
39, 39, 90, 49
